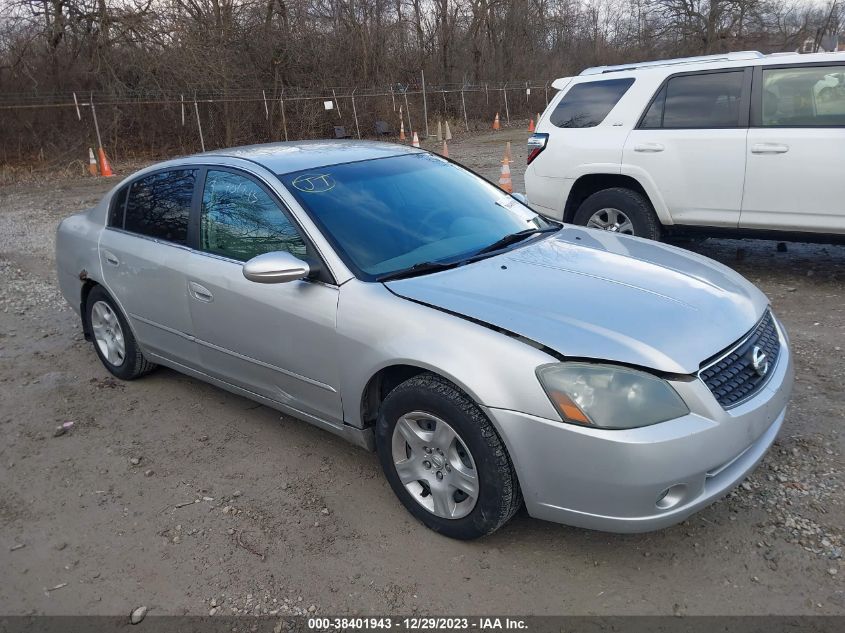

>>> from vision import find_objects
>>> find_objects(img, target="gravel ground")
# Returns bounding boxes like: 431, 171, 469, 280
0, 129, 843, 617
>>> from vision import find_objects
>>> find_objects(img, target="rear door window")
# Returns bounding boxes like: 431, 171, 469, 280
124, 170, 196, 244
657, 71, 745, 128
550, 78, 635, 128
761, 65, 845, 126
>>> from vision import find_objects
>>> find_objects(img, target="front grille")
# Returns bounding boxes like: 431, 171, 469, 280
699, 310, 781, 409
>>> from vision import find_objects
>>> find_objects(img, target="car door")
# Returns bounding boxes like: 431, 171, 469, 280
623, 68, 751, 227
186, 167, 343, 425
741, 63, 845, 233
98, 168, 200, 367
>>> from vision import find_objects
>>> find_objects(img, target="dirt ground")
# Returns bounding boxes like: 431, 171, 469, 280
1, 128, 843, 617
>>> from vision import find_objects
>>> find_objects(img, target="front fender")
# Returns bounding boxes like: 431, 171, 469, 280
336, 280, 561, 429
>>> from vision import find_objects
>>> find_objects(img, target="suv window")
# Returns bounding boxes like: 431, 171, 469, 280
200, 170, 307, 261
550, 78, 634, 128
124, 170, 195, 244
762, 66, 845, 127
641, 71, 744, 128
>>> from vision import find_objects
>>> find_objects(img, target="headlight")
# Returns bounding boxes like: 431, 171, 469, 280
536, 363, 689, 429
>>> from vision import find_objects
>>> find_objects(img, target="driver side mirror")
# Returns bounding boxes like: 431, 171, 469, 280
242, 251, 310, 284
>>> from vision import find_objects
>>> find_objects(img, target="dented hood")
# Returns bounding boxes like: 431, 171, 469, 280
385, 228, 768, 374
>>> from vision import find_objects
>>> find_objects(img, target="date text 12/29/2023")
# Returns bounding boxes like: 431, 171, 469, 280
307, 618, 528, 631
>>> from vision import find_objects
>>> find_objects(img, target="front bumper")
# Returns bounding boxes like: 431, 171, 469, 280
484, 327, 794, 533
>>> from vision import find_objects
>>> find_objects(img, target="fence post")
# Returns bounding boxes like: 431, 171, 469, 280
194, 96, 205, 152
181, 94, 185, 126
351, 89, 361, 139
502, 83, 510, 124
280, 96, 288, 141
461, 89, 469, 132
403, 91, 412, 136
421, 70, 430, 138
332, 88, 342, 118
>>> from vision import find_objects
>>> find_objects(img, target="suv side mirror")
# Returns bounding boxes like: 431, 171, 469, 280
242, 251, 310, 284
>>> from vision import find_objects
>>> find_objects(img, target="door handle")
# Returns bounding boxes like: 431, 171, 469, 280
751, 143, 789, 154
188, 281, 214, 303
102, 250, 120, 266
633, 143, 665, 153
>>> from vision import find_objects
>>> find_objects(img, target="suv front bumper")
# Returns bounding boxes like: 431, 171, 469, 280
484, 328, 793, 533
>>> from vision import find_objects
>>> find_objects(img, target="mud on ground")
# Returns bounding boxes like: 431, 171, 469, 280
0, 129, 843, 616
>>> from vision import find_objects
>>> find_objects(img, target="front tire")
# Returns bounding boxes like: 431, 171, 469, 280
376, 373, 522, 539
85, 286, 156, 380
573, 187, 662, 241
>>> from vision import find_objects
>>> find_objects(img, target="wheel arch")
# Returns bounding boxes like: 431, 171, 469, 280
360, 363, 482, 429
564, 173, 671, 225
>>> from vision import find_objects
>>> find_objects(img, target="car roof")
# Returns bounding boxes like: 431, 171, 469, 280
199, 140, 423, 174
569, 51, 845, 82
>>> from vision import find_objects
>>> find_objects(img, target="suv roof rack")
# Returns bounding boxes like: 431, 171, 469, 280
579, 51, 765, 76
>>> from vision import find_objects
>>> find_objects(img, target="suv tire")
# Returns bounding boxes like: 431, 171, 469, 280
573, 187, 662, 241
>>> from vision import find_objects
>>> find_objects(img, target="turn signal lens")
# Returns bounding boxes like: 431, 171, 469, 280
549, 391, 592, 425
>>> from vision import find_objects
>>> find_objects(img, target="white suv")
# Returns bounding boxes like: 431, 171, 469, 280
525, 51, 845, 242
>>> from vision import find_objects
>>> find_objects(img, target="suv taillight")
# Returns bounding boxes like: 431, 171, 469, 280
527, 133, 549, 165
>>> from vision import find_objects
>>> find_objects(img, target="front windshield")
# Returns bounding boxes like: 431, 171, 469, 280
278, 153, 555, 280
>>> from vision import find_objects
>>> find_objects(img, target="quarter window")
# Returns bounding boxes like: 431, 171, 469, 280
640, 71, 744, 129
550, 78, 635, 128
108, 185, 128, 227
200, 170, 307, 261
762, 66, 845, 127
124, 170, 195, 244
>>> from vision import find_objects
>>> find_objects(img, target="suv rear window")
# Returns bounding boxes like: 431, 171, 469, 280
641, 71, 744, 128
761, 66, 845, 127
550, 78, 634, 128
124, 169, 196, 244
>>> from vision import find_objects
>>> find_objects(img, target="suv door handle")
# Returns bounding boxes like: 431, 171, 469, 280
633, 143, 664, 153
102, 250, 120, 266
751, 143, 789, 154
188, 281, 214, 303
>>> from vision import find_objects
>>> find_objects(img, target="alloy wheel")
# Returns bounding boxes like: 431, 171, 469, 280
586, 207, 635, 234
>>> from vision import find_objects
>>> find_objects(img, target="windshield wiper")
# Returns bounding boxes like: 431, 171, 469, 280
473, 226, 559, 257
377, 260, 463, 282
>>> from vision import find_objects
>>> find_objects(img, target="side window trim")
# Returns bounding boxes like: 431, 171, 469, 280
195, 165, 336, 285
636, 67, 752, 130
750, 61, 845, 128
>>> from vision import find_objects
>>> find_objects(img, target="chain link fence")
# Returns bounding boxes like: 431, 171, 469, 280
0, 80, 558, 168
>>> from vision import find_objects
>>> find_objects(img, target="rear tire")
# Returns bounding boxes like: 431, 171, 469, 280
376, 373, 522, 539
85, 285, 156, 380
573, 187, 662, 241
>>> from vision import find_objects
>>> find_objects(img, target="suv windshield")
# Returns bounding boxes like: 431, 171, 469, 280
278, 153, 556, 280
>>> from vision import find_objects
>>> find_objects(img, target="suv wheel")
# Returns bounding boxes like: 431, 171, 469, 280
573, 187, 662, 241
375, 373, 522, 539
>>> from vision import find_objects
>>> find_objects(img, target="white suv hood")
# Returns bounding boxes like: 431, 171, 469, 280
385, 228, 768, 374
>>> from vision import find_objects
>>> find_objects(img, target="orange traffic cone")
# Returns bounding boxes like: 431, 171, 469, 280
492, 112, 501, 131
399, 120, 406, 142
97, 147, 114, 177
87, 148, 98, 177
412, 132, 420, 148
528, 118, 535, 133
441, 140, 449, 158
498, 145, 513, 193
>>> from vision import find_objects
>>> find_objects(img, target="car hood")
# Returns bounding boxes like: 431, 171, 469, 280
385, 228, 769, 374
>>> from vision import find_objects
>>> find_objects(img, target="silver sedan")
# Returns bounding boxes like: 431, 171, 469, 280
56, 141, 793, 539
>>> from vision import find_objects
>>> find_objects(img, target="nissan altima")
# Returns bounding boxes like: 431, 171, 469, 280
55, 141, 793, 539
